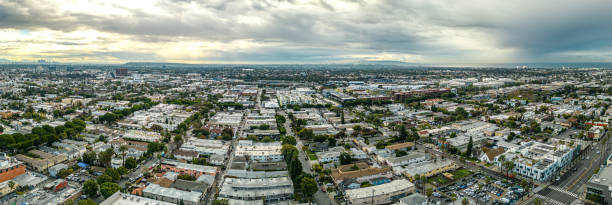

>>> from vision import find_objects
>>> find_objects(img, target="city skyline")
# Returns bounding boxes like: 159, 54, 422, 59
2, 0, 612, 64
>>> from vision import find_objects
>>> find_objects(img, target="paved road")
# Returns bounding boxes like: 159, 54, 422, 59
120, 157, 159, 187
534, 134, 612, 205
416, 142, 514, 183
280, 110, 334, 205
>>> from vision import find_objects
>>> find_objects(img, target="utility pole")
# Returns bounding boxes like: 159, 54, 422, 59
371, 189, 375, 205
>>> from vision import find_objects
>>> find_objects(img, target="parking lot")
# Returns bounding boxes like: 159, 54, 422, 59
434, 173, 527, 205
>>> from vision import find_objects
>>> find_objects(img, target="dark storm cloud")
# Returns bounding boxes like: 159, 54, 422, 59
1, 0, 611, 63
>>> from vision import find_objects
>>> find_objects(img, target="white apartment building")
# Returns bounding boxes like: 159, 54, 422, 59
500, 140, 581, 182
218, 177, 293, 204
235, 141, 283, 162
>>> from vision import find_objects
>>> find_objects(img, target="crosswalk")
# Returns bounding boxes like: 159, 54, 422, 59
548, 186, 578, 198
535, 194, 566, 205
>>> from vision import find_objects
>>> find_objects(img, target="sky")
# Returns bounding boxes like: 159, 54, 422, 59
1, 0, 612, 64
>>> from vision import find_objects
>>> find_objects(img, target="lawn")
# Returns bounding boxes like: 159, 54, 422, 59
306, 150, 318, 160
428, 176, 449, 185
451, 168, 473, 180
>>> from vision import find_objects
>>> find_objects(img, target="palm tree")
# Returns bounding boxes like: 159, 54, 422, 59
414, 174, 421, 190
498, 155, 506, 175
462, 197, 469, 205
8, 181, 15, 189
503, 161, 515, 179
119, 145, 128, 167
533, 198, 543, 205
426, 188, 433, 204
421, 175, 428, 194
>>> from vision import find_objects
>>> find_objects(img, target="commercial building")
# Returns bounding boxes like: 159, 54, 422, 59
393, 88, 451, 102
209, 112, 243, 128
344, 179, 415, 204
115, 68, 128, 76
48, 163, 68, 178
385, 142, 415, 152
316, 147, 345, 163
587, 164, 612, 204
383, 152, 428, 167
173, 149, 199, 161
122, 130, 163, 142
143, 184, 202, 205
15, 154, 54, 172
160, 160, 218, 178
331, 163, 392, 184
180, 138, 230, 156
0, 153, 25, 183
44, 179, 68, 192
505, 140, 581, 182
400, 160, 458, 180
398, 193, 428, 205
101, 191, 175, 205
218, 177, 293, 204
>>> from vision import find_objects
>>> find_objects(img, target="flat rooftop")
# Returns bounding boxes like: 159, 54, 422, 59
345, 179, 414, 200
100, 191, 174, 205
589, 165, 612, 188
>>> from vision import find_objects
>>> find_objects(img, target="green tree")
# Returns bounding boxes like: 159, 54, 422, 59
533, 198, 543, 205
328, 137, 336, 147
465, 136, 473, 158
426, 187, 434, 202
262, 136, 272, 142
105, 168, 121, 182
82, 151, 97, 165
124, 157, 138, 169
83, 180, 99, 197
258, 124, 270, 130
98, 148, 114, 168
398, 125, 408, 142
498, 155, 506, 175
100, 182, 121, 198
78, 199, 97, 205
281, 136, 296, 145
281, 144, 298, 160
97, 174, 113, 184
117, 166, 128, 175
8, 181, 15, 189
462, 198, 469, 205
213, 199, 230, 205
177, 174, 196, 181
174, 135, 183, 145
288, 153, 302, 181
151, 124, 164, 132
57, 168, 72, 178
119, 145, 127, 167
300, 177, 318, 203
503, 160, 515, 178
297, 128, 314, 140
339, 152, 353, 165
221, 128, 233, 140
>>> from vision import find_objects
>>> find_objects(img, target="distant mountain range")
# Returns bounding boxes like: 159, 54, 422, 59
1, 60, 611, 69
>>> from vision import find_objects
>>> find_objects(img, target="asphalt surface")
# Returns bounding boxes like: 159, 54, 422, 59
534, 133, 612, 205
280, 110, 333, 205
416, 142, 515, 183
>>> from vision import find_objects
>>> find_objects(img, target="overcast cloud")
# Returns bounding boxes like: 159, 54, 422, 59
1, 0, 611, 64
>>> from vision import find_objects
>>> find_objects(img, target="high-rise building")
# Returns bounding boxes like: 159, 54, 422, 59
115, 68, 128, 76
